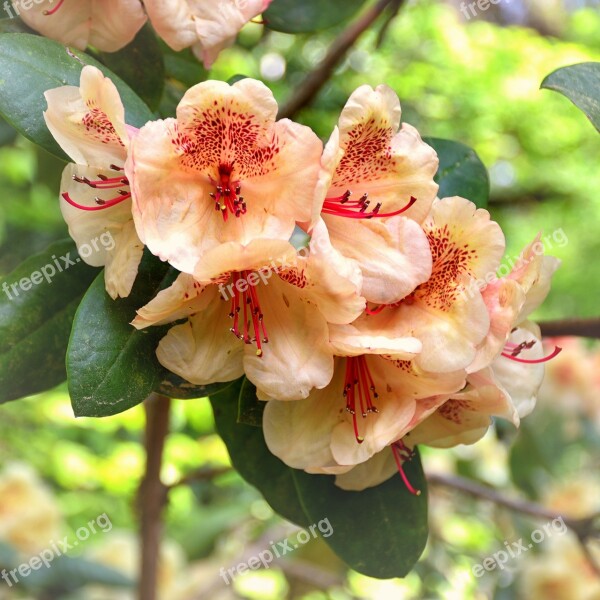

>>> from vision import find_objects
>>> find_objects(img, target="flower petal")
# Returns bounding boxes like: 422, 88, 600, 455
104, 219, 143, 299
319, 85, 439, 223
132, 273, 213, 329
44, 66, 128, 167
156, 294, 245, 386
334, 449, 398, 491
322, 214, 432, 305
243, 276, 334, 400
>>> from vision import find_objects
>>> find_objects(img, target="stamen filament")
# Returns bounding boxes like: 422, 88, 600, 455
392, 441, 421, 496
62, 191, 131, 211
44, 0, 65, 16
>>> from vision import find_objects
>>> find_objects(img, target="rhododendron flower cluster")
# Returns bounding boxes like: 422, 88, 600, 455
45, 66, 560, 492
16, 0, 272, 68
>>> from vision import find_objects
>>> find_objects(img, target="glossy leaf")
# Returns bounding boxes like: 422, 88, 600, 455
265, 0, 366, 33
0, 33, 154, 161
0, 239, 98, 403
541, 62, 600, 133
156, 371, 234, 400
99, 24, 165, 112
291, 453, 428, 579
425, 137, 490, 208
210, 380, 311, 527
67, 251, 171, 417
211, 380, 430, 577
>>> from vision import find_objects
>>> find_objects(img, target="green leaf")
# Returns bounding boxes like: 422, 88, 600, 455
212, 380, 429, 578
67, 251, 171, 417
99, 24, 165, 112
237, 377, 264, 427
291, 454, 428, 579
541, 62, 600, 133
265, 0, 366, 33
0, 239, 98, 403
0, 33, 154, 161
210, 380, 311, 527
425, 137, 490, 208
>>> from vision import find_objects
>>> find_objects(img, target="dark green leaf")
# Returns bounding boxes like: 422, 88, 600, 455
541, 62, 600, 133
210, 380, 311, 527
0, 239, 98, 403
67, 251, 171, 417
265, 0, 366, 33
0, 33, 154, 161
99, 24, 165, 112
237, 377, 264, 427
0, 16, 33, 35
212, 379, 429, 578
425, 137, 490, 208
291, 452, 428, 579
161, 41, 207, 89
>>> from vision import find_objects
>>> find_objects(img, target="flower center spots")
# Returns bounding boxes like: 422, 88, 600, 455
322, 190, 417, 219
391, 440, 421, 496
502, 338, 562, 364
44, 0, 64, 15
343, 356, 379, 444
228, 271, 268, 357
210, 164, 246, 221
62, 165, 131, 211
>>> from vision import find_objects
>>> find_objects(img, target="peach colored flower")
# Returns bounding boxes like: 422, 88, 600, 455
133, 223, 365, 401
144, 0, 272, 68
127, 78, 322, 275
17, 0, 147, 52
309, 85, 438, 305
44, 65, 143, 299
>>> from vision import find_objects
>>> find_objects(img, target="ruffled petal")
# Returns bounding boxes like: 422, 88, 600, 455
132, 273, 213, 329
44, 65, 128, 167
243, 276, 334, 400
156, 296, 244, 385
334, 449, 398, 491
322, 214, 432, 305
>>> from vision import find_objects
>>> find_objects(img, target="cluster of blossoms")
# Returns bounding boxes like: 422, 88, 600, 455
14, 0, 272, 68
45, 65, 560, 493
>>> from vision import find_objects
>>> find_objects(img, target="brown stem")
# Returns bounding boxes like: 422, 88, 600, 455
539, 318, 600, 339
279, 0, 399, 120
138, 393, 171, 600
428, 472, 600, 575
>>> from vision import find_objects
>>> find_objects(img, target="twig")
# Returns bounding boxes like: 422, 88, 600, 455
279, 0, 400, 120
138, 393, 171, 600
428, 472, 600, 576
539, 318, 600, 339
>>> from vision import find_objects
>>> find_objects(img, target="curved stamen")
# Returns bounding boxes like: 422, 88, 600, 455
44, 0, 65, 16
501, 345, 562, 364
392, 441, 421, 496
73, 174, 129, 189
343, 357, 379, 444
323, 192, 417, 219
62, 191, 131, 211
365, 304, 387, 316
228, 271, 268, 357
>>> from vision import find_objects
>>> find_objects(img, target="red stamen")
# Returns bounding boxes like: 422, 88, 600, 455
211, 164, 246, 222
501, 344, 562, 364
365, 304, 387, 316
343, 357, 379, 444
72, 174, 129, 189
44, 0, 65, 15
228, 271, 268, 357
322, 192, 417, 219
392, 441, 421, 496
62, 191, 131, 211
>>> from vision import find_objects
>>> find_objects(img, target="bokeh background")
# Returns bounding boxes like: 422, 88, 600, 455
0, 0, 599, 598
